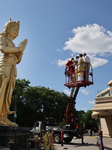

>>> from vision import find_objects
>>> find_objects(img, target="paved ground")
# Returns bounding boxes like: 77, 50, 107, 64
54, 136, 112, 150
30, 134, 112, 150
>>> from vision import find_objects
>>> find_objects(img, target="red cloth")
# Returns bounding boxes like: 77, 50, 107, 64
66, 61, 74, 74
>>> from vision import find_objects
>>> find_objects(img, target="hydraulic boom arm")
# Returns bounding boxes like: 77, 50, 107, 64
66, 87, 80, 124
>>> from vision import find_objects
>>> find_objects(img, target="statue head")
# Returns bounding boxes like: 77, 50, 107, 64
1, 18, 20, 38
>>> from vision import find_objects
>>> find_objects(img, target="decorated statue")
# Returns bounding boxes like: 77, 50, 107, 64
0, 19, 27, 127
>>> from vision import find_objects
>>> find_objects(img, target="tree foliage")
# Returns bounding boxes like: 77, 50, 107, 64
74, 110, 98, 130
9, 79, 69, 127
75, 110, 85, 128
84, 110, 98, 130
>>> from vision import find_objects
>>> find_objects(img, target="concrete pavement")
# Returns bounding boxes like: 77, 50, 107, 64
29, 134, 112, 150
54, 136, 112, 150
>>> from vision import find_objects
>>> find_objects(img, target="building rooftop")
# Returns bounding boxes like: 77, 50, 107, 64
97, 87, 110, 97
97, 80, 112, 97
107, 80, 112, 86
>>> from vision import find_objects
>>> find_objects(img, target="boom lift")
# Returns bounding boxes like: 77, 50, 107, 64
64, 61, 93, 128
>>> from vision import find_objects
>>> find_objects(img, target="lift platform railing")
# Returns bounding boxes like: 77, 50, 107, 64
65, 62, 93, 88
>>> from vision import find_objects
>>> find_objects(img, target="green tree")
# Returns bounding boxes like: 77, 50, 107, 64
74, 110, 85, 128
84, 110, 97, 130
9, 79, 70, 127
9, 79, 30, 126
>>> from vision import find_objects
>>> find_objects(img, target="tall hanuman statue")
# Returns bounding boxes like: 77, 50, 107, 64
0, 19, 27, 127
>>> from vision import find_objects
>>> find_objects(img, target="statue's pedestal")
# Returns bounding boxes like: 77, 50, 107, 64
0, 126, 31, 149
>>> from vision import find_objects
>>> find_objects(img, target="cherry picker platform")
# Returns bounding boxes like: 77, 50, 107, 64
64, 62, 93, 88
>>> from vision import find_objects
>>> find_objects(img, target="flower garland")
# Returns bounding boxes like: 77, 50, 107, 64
9, 138, 19, 143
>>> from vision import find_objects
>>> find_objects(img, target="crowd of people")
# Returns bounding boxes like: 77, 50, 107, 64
65, 53, 91, 82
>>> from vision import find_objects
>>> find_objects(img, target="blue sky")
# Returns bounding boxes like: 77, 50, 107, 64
0, 0, 112, 111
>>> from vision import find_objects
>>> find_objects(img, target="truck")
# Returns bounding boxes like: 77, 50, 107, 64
30, 116, 82, 144
30, 61, 93, 144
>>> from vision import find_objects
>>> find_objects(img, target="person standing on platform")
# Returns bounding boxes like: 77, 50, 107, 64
65, 57, 75, 82
76, 54, 84, 81
83, 53, 90, 81
70, 56, 79, 98
74, 56, 79, 81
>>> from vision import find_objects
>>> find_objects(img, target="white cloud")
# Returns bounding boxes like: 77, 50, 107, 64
90, 55, 108, 68
88, 101, 95, 104
63, 89, 70, 95
57, 49, 63, 52
83, 108, 87, 110
57, 58, 71, 67
80, 89, 90, 95
52, 60, 57, 65
57, 59, 68, 67
57, 24, 111, 68
63, 24, 112, 55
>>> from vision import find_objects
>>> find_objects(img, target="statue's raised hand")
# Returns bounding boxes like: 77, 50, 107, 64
18, 39, 28, 52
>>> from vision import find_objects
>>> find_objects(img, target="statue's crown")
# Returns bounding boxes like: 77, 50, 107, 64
5, 18, 20, 29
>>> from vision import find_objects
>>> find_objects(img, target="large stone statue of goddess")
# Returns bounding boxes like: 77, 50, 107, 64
0, 19, 27, 127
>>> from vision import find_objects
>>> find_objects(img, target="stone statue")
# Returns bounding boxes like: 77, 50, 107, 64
0, 19, 27, 127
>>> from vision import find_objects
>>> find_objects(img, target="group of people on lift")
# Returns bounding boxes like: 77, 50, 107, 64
65, 53, 91, 82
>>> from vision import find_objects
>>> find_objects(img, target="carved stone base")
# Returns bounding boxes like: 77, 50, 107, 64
0, 126, 31, 149
9, 143, 19, 150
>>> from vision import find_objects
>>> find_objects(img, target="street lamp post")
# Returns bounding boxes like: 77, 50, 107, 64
14, 99, 17, 123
